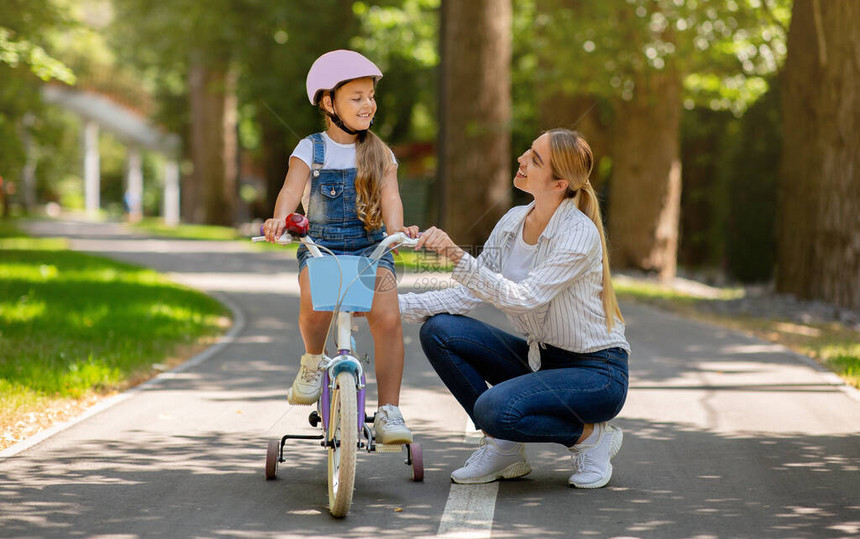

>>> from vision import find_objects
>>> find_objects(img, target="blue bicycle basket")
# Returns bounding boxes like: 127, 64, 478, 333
307, 255, 378, 312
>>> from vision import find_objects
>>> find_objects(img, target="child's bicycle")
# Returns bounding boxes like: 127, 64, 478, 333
252, 213, 424, 518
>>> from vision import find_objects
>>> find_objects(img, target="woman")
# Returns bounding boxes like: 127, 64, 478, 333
399, 129, 630, 488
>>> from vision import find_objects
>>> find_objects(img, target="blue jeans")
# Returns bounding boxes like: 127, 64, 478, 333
419, 314, 629, 447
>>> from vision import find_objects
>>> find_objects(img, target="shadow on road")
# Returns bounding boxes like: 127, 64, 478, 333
2, 419, 857, 538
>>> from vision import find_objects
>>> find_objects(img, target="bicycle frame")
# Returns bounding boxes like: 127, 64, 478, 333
320, 353, 365, 441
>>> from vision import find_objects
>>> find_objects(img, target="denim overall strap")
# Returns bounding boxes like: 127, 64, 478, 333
297, 132, 393, 274
309, 132, 325, 178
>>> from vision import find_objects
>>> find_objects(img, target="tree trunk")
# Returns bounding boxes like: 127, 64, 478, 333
261, 115, 290, 212
185, 59, 238, 226
608, 70, 683, 281
538, 93, 611, 187
777, 0, 860, 309
438, 0, 512, 248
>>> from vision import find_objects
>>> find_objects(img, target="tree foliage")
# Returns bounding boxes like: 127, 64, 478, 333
0, 0, 75, 83
0, 0, 79, 216
537, 0, 790, 115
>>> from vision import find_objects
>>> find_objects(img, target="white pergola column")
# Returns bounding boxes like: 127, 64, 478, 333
125, 147, 143, 223
20, 113, 37, 210
163, 159, 180, 227
83, 121, 100, 216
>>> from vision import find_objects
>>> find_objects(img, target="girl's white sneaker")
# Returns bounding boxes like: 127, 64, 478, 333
286, 353, 324, 405
374, 404, 413, 444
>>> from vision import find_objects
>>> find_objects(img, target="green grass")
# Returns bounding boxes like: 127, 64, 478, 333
0, 221, 230, 441
132, 218, 242, 241
615, 279, 860, 388
393, 249, 453, 272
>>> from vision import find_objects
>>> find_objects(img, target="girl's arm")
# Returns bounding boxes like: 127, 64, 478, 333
263, 157, 310, 242
379, 163, 419, 237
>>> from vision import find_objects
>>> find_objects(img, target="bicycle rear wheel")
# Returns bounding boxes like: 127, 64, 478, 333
327, 371, 358, 517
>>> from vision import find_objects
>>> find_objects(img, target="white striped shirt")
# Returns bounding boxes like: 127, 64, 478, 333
399, 198, 630, 370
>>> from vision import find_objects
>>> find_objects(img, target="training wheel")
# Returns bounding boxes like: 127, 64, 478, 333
406, 443, 424, 482
265, 439, 280, 480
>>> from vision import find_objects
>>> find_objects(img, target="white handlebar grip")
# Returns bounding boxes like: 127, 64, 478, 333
251, 235, 292, 245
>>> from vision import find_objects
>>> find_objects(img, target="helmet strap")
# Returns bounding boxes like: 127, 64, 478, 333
325, 90, 371, 142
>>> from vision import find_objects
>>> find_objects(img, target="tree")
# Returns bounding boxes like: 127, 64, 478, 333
238, 0, 359, 214
537, 0, 790, 280
187, 58, 238, 226
0, 0, 76, 215
776, 0, 860, 309
110, 0, 247, 225
438, 0, 512, 247
0, 0, 75, 84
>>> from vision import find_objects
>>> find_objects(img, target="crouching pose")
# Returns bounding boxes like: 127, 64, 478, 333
400, 129, 630, 487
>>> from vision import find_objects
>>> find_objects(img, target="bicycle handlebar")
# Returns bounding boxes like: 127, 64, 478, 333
368, 232, 418, 260
251, 230, 419, 261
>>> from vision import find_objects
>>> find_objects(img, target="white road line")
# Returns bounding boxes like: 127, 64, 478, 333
437, 483, 499, 538
436, 415, 498, 538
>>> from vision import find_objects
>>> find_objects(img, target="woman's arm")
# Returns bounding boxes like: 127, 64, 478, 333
399, 285, 482, 324
399, 212, 513, 323
263, 156, 310, 242
416, 215, 601, 316
454, 222, 599, 315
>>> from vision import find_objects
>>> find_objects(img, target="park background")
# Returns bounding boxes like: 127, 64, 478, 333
1, 1, 858, 445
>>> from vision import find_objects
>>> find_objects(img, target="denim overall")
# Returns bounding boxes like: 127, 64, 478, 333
296, 132, 395, 275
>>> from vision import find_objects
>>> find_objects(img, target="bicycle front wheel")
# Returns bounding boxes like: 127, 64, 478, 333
327, 371, 358, 517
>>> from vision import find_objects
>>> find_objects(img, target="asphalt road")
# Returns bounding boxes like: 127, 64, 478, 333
1, 219, 858, 539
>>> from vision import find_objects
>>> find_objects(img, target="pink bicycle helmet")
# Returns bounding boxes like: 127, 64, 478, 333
306, 49, 383, 105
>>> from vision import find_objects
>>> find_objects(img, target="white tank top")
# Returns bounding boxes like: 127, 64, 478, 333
502, 222, 537, 283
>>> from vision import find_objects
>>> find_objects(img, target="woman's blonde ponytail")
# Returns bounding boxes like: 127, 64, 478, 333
548, 129, 623, 332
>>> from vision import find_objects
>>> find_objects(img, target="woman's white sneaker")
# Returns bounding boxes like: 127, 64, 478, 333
568, 422, 623, 489
451, 437, 532, 484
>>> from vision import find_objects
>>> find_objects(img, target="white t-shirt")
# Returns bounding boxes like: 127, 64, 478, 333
502, 221, 538, 283
290, 132, 397, 170
291, 133, 397, 212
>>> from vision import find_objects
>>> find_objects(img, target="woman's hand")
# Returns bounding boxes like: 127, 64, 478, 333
415, 226, 465, 265
263, 217, 286, 243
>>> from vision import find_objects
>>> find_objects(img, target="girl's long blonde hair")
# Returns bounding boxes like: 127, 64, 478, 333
547, 128, 623, 332
321, 90, 390, 231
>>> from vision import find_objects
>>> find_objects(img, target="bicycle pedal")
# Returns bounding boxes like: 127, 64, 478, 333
376, 444, 403, 453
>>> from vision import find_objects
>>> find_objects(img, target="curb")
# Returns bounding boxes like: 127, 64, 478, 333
0, 292, 247, 461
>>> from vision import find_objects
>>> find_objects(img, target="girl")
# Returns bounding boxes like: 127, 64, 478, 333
399, 129, 630, 487
263, 50, 418, 445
